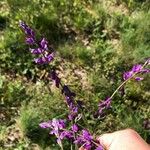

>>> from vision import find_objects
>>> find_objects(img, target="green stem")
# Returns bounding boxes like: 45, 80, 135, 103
60, 141, 64, 150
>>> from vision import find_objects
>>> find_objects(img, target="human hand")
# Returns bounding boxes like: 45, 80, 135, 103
79, 129, 150, 150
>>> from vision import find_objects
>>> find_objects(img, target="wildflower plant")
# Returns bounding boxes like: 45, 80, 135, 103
19, 21, 150, 150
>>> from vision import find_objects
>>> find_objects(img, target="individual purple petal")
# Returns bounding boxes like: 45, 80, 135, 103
135, 77, 144, 81
71, 124, 78, 132
39, 121, 52, 128
132, 64, 142, 72
25, 37, 35, 45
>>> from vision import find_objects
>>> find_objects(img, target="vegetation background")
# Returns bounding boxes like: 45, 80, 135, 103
0, 0, 150, 149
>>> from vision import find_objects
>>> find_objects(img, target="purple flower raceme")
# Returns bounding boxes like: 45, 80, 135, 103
19, 21, 54, 65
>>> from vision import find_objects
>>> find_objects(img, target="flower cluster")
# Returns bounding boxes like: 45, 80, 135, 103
19, 21, 54, 64
123, 64, 150, 81
19, 21, 150, 150
39, 119, 66, 147
75, 130, 102, 150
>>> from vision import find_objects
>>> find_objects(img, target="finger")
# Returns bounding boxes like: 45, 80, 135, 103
98, 133, 114, 149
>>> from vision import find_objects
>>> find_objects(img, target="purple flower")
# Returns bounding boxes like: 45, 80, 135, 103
71, 124, 78, 132
132, 64, 142, 72
30, 48, 44, 54
19, 21, 35, 37
60, 130, 74, 140
123, 64, 142, 81
19, 21, 28, 30
68, 105, 79, 120
40, 38, 48, 50
39, 121, 52, 128
26, 37, 35, 45
40, 118, 66, 147
34, 53, 54, 64
123, 71, 133, 80
75, 130, 93, 150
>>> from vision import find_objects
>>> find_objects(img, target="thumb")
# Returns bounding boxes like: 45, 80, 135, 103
98, 133, 115, 150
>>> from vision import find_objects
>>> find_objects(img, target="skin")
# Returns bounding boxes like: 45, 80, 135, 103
79, 129, 150, 150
